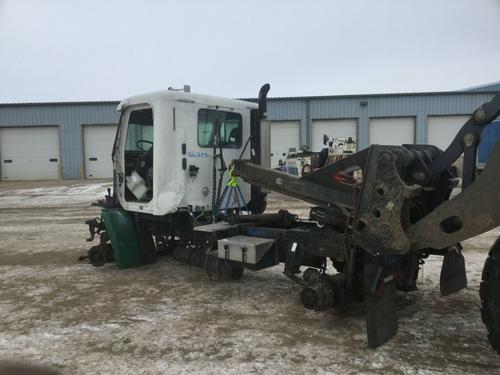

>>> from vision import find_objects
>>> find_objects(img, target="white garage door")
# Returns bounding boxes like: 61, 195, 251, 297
83, 125, 118, 179
369, 117, 415, 145
311, 119, 357, 151
427, 115, 470, 150
0, 127, 60, 180
270, 121, 300, 168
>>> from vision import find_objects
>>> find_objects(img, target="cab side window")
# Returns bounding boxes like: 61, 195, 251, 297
123, 106, 154, 202
197, 109, 242, 148
125, 108, 153, 151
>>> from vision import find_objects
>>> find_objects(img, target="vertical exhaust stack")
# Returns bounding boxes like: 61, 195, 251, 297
258, 83, 271, 118
247, 84, 271, 214
258, 84, 271, 170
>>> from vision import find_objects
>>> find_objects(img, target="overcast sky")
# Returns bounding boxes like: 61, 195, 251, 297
0, 0, 499, 102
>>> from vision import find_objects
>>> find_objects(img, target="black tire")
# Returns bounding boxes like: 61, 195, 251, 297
248, 193, 267, 214
88, 245, 106, 267
480, 236, 500, 354
301, 164, 312, 175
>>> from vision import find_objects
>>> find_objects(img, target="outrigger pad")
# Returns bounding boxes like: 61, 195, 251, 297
366, 279, 398, 348
440, 246, 467, 296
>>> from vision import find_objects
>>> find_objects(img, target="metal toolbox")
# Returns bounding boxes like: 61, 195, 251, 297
217, 235, 275, 265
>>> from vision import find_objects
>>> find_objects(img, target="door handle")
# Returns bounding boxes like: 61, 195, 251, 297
89, 157, 98, 161
49, 158, 58, 162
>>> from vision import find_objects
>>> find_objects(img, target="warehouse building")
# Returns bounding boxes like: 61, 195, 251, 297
0, 83, 498, 180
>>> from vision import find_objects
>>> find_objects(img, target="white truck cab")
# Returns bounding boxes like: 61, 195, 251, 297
113, 89, 265, 216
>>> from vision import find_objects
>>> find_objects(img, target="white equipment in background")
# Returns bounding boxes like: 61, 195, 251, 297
323, 135, 356, 163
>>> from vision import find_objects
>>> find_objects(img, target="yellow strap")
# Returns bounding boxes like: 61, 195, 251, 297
227, 166, 239, 187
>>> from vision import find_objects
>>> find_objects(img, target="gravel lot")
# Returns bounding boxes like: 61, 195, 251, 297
1, 180, 500, 374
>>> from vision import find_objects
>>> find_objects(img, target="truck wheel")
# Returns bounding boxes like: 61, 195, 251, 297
301, 164, 312, 175
480, 236, 500, 353
88, 245, 106, 267
249, 193, 267, 214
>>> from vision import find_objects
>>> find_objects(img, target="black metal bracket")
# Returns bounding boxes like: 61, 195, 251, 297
352, 146, 421, 255
85, 217, 104, 242
409, 141, 500, 251
428, 93, 500, 189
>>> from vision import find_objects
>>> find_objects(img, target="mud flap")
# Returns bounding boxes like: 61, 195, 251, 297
366, 278, 398, 348
440, 245, 467, 296
284, 242, 300, 276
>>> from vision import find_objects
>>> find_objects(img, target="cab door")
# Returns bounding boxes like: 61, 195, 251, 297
183, 106, 250, 209
114, 104, 155, 212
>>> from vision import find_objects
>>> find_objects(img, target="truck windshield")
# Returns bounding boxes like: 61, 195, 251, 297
197, 109, 242, 148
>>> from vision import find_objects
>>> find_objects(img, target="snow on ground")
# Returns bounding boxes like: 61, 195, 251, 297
0, 181, 500, 374
0, 181, 111, 207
